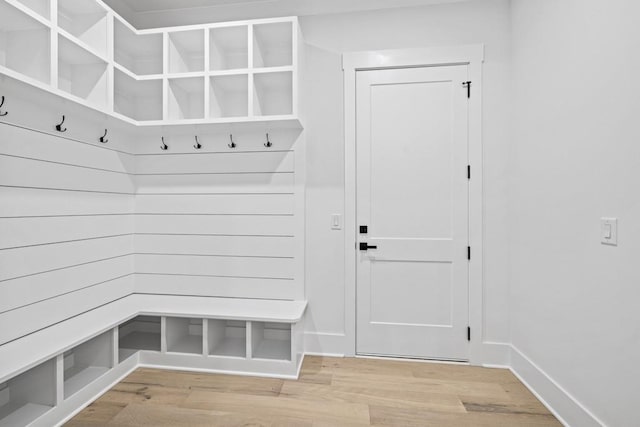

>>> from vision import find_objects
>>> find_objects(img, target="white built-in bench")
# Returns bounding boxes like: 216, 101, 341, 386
0, 295, 307, 427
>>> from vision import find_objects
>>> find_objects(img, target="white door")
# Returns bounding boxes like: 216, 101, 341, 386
356, 65, 469, 361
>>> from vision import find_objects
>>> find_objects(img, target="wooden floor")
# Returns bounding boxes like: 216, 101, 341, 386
66, 356, 560, 426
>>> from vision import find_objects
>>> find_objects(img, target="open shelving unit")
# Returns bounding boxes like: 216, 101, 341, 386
165, 318, 203, 355
62, 331, 112, 399
0, 1, 50, 84
0, 0, 302, 127
0, 359, 55, 427
118, 316, 161, 362
0, 295, 306, 427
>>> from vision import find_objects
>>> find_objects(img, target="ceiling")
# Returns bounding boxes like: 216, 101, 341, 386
103, 0, 470, 29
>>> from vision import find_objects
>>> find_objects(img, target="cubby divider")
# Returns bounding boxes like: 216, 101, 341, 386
118, 316, 161, 362
250, 322, 292, 361
0, 1, 50, 84
62, 331, 112, 399
207, 319, 247, 358
0, 359, 56, 427
165, 317, 203, 355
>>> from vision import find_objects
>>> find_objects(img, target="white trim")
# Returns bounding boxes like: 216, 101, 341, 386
509, 346, 604, 427
342, 45, 485, 361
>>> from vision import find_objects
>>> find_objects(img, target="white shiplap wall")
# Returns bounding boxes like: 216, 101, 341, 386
132, 129, 305, 301
0, 78, 306, 351
0, 81, 136, 346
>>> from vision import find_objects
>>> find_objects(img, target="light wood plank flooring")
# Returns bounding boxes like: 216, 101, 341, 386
66, 356, 560, 426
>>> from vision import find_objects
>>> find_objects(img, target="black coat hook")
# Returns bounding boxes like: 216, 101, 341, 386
55, 115, 67, 132
0, 96, 7, 117
264, 133, 272, 148
194, 136, 202, 149
99, 129, 108, 143
160, 137, 168, 150
228, 134, 236, 149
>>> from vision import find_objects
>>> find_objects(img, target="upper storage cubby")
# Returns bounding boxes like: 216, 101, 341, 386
114, 19, 163, 75
114, 70, 162, 122
209, 25, 248, 71
168, 76, 205, 120
253, 71, 293, 116
168, 29, 205, 74
0, 1, 50, 84
253, 21, 293, 68
12, 0, 50, 21
58, 34, 108, 109
57, 0, 108, 58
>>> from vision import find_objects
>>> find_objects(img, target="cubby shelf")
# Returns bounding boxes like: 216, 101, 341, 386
63, 331, 112, 399
0, 1, 302, 128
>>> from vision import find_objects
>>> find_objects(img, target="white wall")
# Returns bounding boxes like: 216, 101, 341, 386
0, 78, 135, 345
300, 0, 512, 354
510, 0, 640, 425
130, 128, 306, 302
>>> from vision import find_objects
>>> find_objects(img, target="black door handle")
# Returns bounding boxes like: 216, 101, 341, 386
359, 242, 378, 251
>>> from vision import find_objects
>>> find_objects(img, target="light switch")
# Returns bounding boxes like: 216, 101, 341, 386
601, 218, 617, 245
331, 214, 342, 230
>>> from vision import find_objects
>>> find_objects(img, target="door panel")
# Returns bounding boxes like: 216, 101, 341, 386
356, 65, 469, 360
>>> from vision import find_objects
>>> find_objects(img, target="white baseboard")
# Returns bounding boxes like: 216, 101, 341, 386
509, 345, 604, 427
304, 332, 346, 357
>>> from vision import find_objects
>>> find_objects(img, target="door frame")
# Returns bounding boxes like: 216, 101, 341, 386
343, 45, 485, 363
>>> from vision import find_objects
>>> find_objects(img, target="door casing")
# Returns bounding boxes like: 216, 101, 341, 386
342, 45, 485, 364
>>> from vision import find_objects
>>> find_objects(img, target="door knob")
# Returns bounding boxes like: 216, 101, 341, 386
359, 242, 378, 251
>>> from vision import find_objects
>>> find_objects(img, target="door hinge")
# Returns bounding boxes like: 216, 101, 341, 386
467, 326, 471, 341
462, 81, 472, 98
467, 246, 471, 260
467, 165, 471, 180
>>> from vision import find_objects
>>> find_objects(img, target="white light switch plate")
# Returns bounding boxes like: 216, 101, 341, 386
331, 214, 342, 230
601, 218, 617, 245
